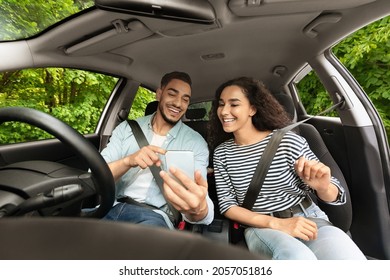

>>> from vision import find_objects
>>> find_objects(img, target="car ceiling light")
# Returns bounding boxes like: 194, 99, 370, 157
247, 0, 262, 7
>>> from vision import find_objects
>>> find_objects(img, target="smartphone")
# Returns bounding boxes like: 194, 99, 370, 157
164, 150, 194, 185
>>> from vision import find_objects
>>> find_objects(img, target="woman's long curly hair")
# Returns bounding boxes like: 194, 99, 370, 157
207, 77, 291, 151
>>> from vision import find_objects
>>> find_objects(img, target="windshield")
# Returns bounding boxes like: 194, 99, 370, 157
0, 0, 94, 41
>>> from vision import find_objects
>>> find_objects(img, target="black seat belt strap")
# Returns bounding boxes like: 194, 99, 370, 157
241, 100, 344, 210
126, 119, 181, 225
241, 129, 284, 209
127, 120, 164, 188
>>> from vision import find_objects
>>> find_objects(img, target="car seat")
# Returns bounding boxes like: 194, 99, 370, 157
144, 100, 159, 116
273, 92, 352, 232
144, 100, 209, 141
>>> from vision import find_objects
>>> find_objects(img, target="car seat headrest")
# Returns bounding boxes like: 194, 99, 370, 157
145, 101, 158, 116
273, 93, 295, 121
144, 101, 207, 120
185, 108, 207, 120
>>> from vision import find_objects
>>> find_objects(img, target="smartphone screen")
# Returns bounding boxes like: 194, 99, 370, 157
164, 150, 194, 184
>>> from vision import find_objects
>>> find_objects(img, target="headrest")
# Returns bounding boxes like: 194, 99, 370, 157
185, 108, 207, 120
144, 101, 158, 116
273, 93, 295, 120
144, 101, 207, 120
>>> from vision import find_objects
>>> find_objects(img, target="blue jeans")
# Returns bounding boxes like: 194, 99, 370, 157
244, 203, 367, 260
104, 203, 170, 229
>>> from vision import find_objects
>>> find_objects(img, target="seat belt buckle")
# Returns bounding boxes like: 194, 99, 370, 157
177, 221, 186, 230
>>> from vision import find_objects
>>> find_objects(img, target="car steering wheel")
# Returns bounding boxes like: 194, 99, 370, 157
0, 107, 115, 218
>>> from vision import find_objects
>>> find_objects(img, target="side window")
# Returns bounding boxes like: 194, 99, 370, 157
333, 16, 390, 138
0, 68, 118, 144
295, 71, 339, 117
295, 16, 389, 139
128, 86, 157, 119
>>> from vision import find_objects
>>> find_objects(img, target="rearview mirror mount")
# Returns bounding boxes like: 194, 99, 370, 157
95, 0, 216, 24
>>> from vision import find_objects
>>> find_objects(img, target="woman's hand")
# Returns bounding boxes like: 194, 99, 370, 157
269, 216, 318, 241
294, 157, 340, 202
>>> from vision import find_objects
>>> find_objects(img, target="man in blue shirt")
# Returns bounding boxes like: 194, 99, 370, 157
101, 71, 214, 229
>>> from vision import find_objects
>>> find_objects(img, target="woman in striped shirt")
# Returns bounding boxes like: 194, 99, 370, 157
208, 77, 365, 259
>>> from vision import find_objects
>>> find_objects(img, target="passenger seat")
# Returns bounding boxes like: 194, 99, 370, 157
274, 93, 352, 232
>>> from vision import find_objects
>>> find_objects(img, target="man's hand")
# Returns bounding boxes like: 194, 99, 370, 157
108, 145, 166, 181
123, 145, 166, 169
159, 167, 208, 222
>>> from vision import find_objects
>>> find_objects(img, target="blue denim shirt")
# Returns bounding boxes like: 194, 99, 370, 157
101, 113, 213, 225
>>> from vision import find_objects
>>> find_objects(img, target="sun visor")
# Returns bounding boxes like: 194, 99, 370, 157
95, 0, 216, 24
65, 19, 153, 56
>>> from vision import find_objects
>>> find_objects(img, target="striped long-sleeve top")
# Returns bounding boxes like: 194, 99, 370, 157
213, 131, 344, 215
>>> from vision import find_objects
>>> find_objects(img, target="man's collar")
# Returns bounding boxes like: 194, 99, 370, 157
147, 112, 183, 138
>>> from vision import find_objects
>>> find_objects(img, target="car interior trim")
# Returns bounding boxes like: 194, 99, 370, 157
228, 0, 376, 17
95, 0, 217, 24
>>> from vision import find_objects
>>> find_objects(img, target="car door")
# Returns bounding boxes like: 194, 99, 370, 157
289, 46, 390, 259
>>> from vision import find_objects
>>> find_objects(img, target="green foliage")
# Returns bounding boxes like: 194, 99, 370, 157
296, 72, 338, 117
0, 66, 157, 144
0, 0, 94, 40
298, 16, 390, 138
0, 68, 118, 143
129, 87, 156, 120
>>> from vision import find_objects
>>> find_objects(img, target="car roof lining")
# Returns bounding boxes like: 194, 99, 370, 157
228, 0, 377, 17
1, 0, 389, 104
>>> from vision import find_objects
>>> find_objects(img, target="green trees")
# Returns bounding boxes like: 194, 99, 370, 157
335, 16, 390, 137
299, 16, 390, 138
0, 67, 157, 143
0, 0, 93, 41
0, 68, 118, 143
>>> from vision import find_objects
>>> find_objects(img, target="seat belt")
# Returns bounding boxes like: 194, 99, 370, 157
242, 99, 345, 210
230, 100, 344, 243
126, 119, 182, 226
